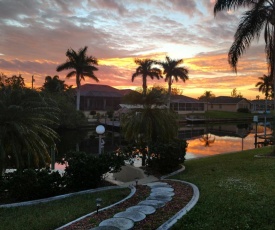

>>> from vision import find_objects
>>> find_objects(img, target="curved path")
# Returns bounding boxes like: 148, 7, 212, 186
1, 164, 200, 230
57, 165, 199, 230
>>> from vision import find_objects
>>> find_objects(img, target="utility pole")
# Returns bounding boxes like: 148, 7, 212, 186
31, 75, 35, 89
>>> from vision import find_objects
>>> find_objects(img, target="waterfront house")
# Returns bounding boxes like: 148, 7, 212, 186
208, 96, 251, 112
170, 95, 206, 114
79, 84, 123, 112
250, 99, 274, 113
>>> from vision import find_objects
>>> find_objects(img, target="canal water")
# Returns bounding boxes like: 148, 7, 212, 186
55, 121, 271, 166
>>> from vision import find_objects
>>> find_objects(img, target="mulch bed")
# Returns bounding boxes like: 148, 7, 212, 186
61, 180, 193, 230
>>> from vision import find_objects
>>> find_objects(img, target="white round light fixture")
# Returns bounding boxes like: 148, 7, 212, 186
96, 125, 105, 135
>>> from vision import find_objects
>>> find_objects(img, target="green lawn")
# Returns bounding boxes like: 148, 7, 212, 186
0, 188, 129, 230
171, 147, 275, 230
205, 110, 254, 119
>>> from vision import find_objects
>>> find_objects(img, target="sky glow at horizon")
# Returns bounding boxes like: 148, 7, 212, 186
0, 0, 269, 100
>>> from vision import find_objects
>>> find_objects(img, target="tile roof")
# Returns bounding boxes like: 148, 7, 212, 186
170, 95, 201, 103
79, 84, 123, 97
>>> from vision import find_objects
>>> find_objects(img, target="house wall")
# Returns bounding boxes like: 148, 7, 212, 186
208, 104, 237, 112
208, 100, 250, 112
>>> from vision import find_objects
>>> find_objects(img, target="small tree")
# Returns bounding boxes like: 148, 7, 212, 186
231, 88, 243, 98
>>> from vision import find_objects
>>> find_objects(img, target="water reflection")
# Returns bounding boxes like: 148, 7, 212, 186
199, 133, 215, 147
55, 122, 272, 163
185, 122, 272, 159
186, 133, 256, 159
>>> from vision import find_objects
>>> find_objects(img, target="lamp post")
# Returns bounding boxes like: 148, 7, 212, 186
253, 115, 258, 148
96, 198, 102, 214
96, 125, 105, 154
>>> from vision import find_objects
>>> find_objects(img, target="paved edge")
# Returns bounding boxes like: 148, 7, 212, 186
0, 185, 126, 208
55, 185, 136, 230
156, 179, 200, 230
160, 165, 185, 180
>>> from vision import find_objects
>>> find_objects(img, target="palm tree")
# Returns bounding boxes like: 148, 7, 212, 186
214, 0, 275, 108
121, 87, 178, 144
198, 91, 216, 111
131, 58, 162, 96
41, 75, 68, 93
256, 74, 272, 102
0, 87, 59, 175
157, 56, 189, 108
256, 74, 272, 137
56, 46, 99, 110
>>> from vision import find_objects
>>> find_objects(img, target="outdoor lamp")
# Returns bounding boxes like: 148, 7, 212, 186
135, 177, 139, 187
96, 125, 105, 154
96, 198, 102, 214
253, 116, 258, 148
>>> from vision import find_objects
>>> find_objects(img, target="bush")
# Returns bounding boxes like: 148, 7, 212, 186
62, 151, 125, 191
237, 108, 250, 113
106, 110, 114, 118
90, 110, 96, 116
147, 139, 187, 174
0, 169, 64, 202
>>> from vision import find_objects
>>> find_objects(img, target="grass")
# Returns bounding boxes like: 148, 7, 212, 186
0, 188, 129, 230
171, 146, 275, 230
205, 110, 253, 119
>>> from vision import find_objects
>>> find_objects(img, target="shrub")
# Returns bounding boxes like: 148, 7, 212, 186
1, 169, 64, 202
147, 139, 187, 174
62, 151, 125, 191
90, 110, 96, 116
106, 110, 114, 118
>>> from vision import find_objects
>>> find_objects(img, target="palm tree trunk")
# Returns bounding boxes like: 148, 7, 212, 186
76, 75, 81, 111
0, 141, 6, 176
142, 75, 147, 96
273, 26, 275, 111
167, 78, 172, 109
76, 87, 80, 111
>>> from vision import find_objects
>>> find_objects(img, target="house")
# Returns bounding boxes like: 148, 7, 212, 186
170, 95, 206, 114
250, 99, 274, 113
208, 96, 251, 112
78, 84, 206, 115
79, 84, 123, 112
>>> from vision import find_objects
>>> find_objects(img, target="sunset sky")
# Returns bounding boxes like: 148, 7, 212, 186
0, 0, 269, 99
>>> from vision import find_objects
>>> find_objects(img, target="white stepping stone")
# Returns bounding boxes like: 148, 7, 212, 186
91, 226, 120, 230
150, 191, 175, 197
147, 182, 169, 187
147, 195, 172, 202
139, 199, 166, 208
99, 217, 134, 230
114, 210, 146, 222
126, 205, 156, 215
151, 187, 174, 193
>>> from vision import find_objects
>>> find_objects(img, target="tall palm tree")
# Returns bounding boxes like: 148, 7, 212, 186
158, 56, 189, 108
56, 46, 99, 110
214, 0, 275, 108
131, 58, 162, 96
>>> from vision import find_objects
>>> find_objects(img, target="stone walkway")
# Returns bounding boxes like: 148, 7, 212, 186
1, 162, 200, 230
57, 164, 200, 230
92, 181, 174, 230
